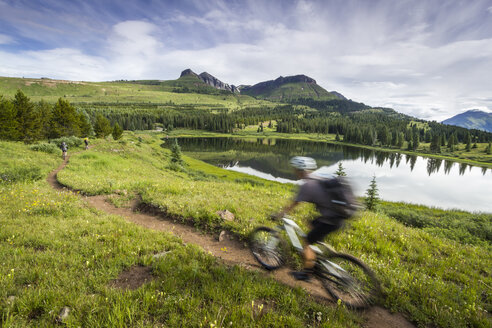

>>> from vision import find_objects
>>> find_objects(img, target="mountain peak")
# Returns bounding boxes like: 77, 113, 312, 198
180, 68, 198, 78
274, 75, 317, 84
239, 74, 343, 101
442, 109, 492, 132
179, 69, 238, 93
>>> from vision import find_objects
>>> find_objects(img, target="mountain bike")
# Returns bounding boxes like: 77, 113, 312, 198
249, 217, 381, 309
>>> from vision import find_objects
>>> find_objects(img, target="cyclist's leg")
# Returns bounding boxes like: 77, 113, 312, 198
291, 218, 340, 280
305, 219, 343, 265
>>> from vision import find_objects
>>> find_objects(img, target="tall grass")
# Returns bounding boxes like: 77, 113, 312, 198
57, 133, 492, 327
0, 140, 359, 327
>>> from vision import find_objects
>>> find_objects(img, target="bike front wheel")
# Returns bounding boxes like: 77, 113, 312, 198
249, 227, 286, 271
316, 253, 380, 309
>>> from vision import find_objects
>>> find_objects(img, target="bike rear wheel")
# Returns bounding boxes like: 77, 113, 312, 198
249, 227, 285, 271
316, 253, 380, 309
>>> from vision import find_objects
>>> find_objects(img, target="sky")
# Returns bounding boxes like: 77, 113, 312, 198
1, 0, 492, 121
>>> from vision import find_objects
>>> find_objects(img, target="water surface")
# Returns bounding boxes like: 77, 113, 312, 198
164, 137, 491, 213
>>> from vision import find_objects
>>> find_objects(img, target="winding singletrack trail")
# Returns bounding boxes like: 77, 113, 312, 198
47, 153, 415, 328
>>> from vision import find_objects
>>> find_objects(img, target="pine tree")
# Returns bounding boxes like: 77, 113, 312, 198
49, 98, 81, 138
465, 132, 471, 152
169, 139, 184, 171
13, 90, 39, 143
412, 128, 420, 150
430, 135, 441, 153
112, 123, 123, 140
335, 131, 340, 141
36, 100, 52, 140
0, 96, 19, 140
335, 162, 347, 176
486, 142, 492, 155
364, 175, 379, 211
94, 114, 112, 138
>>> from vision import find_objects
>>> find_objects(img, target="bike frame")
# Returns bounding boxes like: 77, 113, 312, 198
278, 217, 348, 279
278, 217, 332, 256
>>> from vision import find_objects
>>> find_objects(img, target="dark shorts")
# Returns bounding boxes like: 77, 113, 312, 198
306, 217, 344, 244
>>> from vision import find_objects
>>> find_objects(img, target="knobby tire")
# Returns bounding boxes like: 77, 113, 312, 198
316, 253, 380, 309
249, 227, 285, 271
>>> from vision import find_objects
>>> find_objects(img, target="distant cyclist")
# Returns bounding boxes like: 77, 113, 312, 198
84, 137, 89, 150
60, 141, 68, 160
273, 156, 347, 281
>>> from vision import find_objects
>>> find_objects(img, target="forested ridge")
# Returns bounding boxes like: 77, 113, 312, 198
1, 90, 491, 158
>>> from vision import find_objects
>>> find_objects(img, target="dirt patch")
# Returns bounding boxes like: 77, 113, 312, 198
362, 306, 415, 328
109, 265, 154, 290
46, 157, 68, 190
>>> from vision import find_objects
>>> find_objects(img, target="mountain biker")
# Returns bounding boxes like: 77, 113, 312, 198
84, 137, 89, 150
273, 156, 346, 281
60, 141, 68, 160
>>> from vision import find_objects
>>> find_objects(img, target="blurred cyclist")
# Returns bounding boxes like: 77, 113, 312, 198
274, 156, 346, 281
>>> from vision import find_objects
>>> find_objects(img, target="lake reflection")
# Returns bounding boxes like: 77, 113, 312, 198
163, 137, 492, 213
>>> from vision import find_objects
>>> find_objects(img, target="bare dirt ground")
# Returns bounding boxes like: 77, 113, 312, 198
47, 154, 415, 328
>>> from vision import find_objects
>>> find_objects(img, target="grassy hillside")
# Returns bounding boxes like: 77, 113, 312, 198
0, 76, 272, 110
53, 132, 491, 328
241, 81, 339, 101
0, 140, 362, 327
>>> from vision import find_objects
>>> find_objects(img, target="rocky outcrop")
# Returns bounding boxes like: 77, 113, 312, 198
179, 69, 199, 78
179, 69, 239, 93
199, 72, 239, 93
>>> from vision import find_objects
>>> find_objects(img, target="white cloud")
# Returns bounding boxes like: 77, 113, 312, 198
0, 34, 13, 44
1, 1, 492, 121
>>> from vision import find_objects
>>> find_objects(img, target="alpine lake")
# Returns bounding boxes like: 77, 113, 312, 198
163, 137, 492, 213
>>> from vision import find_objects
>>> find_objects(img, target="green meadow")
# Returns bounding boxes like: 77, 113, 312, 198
1, 128, 491, 327
1, 140, 362, 327
0, 77, 272, 110
49, 132, 491, 328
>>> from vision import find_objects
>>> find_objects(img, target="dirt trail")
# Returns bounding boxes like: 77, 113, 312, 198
47, 154, 415, 328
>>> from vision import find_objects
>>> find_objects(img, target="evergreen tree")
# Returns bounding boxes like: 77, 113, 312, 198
441, 134, 447, 146
36, 100, 53, 140
412, 126, 420, 150
335, 162, 347, 176
49, 98, 81, 138
364, 175, 379, 211
465, 132, 471, 152
486, 142, 492, 155
94, 114, 112, 138
0, 96, 19, 140
13, 90, 39, 143
397, 132, 404, 148
169, 139, 184, 171
430, 135, 441, 153
78, 109, 94, 137
112, 122, 123, 140
335, 131, 340, 141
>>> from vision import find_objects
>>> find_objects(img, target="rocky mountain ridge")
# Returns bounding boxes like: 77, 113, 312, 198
180, 69, 239, 93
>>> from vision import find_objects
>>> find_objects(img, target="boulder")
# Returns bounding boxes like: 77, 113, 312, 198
216, 210, 235, 222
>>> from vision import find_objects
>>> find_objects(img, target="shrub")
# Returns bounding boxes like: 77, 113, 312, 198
0, 166, 43, 184
49, 136, 82, 148
29, 143, 60, 154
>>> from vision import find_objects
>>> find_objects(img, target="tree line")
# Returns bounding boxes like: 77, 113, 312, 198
0, 91, 123, 142
2, 91, 491, 152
